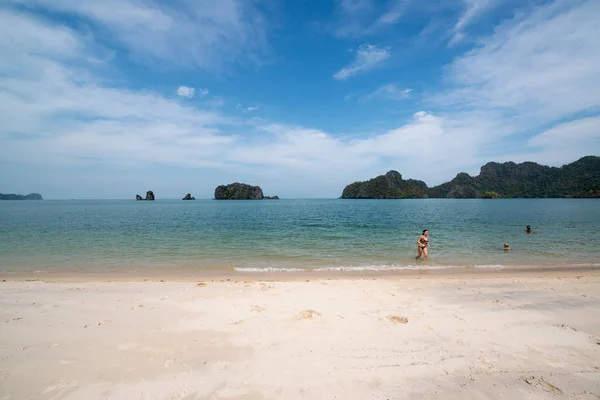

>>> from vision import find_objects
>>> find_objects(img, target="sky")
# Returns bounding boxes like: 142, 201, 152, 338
1, 0, 599, 199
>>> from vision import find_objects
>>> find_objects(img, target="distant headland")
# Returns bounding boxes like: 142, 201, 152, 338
0, 193, 43, 200
214, 183, 279, 200
341, 156, 600, 199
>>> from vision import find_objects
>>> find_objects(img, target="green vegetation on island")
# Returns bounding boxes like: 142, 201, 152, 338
341, 170, 428, 199
341, 156, 600, 199
214, 183, 279, 200
0, 193, 43, 200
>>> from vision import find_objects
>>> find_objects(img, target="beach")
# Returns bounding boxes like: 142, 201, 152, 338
1, 268, 599, 399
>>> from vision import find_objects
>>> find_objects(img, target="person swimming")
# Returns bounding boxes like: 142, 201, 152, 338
525, 225, 532, 233
503, 243, 510, 250
416, 229, 429, 261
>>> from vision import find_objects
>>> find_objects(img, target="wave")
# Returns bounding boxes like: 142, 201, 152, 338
232, 262, 600, 273
234, 264, 466, 272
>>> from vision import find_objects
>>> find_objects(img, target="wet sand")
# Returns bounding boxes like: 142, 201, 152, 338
1, 268, 599, 399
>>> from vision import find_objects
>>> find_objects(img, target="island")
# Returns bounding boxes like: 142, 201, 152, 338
341, 156, 600, 199
0, 193, 43, 200
214, 183, 279, 200
136, 191, 155, 201
341, 170, 428, 199
182, 193, 196, 200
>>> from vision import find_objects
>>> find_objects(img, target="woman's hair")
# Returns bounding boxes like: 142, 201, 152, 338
422, 229, 428, 235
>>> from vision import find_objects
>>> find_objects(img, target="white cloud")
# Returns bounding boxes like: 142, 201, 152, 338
334, 0, 406, 37
333, 44, 390, 80
522, 117, 600, 165
448, 0, 499, 46
362, 84, 412, 101
198, 88, 209, 96
436, 0, 600, 131
176, 86, 195, 98
373, 0, 407, 27
8, 0, 270, 70
237, 104, 259, 112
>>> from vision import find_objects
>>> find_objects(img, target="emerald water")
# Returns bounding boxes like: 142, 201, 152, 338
0, 199, 599, 272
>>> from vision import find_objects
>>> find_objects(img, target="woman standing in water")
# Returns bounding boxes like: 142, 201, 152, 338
416, 229, 429, 261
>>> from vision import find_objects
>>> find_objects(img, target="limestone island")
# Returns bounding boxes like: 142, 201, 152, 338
340, 156, 600, 199
182, 193, 196, 200
136, 191, 155, 201
0, 193, 43, 200
341, 171, 428, 199
214, 183, 279, 200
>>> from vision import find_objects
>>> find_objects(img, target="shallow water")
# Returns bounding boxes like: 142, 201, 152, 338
0, 199, 599, 272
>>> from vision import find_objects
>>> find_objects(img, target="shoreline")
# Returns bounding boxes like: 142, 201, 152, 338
2, 263, 599, 282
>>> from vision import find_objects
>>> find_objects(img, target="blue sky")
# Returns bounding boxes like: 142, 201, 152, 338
1, 0, 599, 199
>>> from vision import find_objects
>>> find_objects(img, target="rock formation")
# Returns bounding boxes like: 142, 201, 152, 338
136, 191, 155, 201
214, 183, 278, 200
0, 193, 43, 200
182, 193, 196, 200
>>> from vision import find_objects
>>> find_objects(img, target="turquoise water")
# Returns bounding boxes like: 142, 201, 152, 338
0, 199, 599, 272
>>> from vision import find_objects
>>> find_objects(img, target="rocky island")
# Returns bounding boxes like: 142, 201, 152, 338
0, 193, 43, 200
214, 183, 279, 200
341, 170, 428, 199
341, 156, 600, 199
136, 191, 155, 201
182, 193, 196, 200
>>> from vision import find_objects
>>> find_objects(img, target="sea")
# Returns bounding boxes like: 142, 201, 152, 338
1, 199, 599, 274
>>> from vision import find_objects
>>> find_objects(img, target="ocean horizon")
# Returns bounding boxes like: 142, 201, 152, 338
1, 198, 599, 273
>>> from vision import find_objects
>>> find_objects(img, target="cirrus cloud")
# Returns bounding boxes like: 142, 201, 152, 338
333, 44, 390, 80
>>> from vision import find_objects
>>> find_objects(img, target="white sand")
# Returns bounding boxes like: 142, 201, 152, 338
1, 271, 600, 399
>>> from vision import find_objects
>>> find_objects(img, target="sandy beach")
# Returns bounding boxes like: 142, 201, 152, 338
1, 269, 600, 399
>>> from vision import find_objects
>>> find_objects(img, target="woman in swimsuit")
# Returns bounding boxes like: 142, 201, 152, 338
416, 229, 429, 261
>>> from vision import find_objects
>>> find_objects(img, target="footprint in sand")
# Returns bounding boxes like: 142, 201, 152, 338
196, 282, 207, 287
163, 358, 175, 368
251, 305, 266, 313
554, 323, 577, 331
299, 310, 321, 319
387, 315, 408, 324
523, 376, 562, 394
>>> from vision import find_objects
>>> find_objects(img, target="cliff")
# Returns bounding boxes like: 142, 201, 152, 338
341, 170, 428, 199
182, 193, 196, 200
0, 193, 43, 200
214, 183, 278, 200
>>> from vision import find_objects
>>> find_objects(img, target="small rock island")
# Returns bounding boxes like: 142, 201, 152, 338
0, 193, 43, 200
182, 193, 196, 200
214, 183, 279, 200
136, 191, 155, 201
